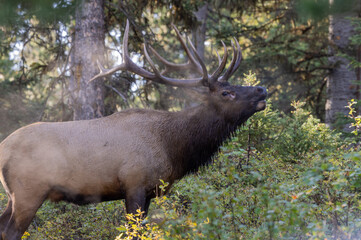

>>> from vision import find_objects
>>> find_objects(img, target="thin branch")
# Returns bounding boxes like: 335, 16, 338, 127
105, 84, 129, 106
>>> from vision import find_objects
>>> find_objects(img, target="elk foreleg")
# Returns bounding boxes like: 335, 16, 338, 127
125, 188, 151, 217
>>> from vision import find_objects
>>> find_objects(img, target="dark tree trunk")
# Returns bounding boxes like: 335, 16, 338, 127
325, 1, 360, 130
69, 0, 105, 120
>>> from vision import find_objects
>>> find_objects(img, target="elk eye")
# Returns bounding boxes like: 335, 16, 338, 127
222, 91, 229, 96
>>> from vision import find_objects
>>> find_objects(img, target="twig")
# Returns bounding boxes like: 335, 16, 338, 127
105, 84, 129, 106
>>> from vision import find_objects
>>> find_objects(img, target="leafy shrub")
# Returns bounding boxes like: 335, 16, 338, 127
236, 100, 342, 163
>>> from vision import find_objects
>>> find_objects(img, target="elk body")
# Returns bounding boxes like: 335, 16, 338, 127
0, 20, 267, 240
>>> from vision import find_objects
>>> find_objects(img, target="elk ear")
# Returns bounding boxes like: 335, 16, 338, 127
221, 90, 236, 100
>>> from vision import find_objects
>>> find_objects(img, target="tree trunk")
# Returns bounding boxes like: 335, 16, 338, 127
192, 3, 208, 61
69, 0, 105, 120
325, 1, 360, 130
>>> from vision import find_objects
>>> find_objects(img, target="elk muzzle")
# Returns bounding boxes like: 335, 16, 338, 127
255, 86, 267, 111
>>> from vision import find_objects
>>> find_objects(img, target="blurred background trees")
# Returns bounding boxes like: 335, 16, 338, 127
0, 0, 359, 135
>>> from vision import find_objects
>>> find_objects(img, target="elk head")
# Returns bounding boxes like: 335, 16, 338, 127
89, 20, 267, 120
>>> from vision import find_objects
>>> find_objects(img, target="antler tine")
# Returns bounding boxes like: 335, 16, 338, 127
209, 41, 228, 84
89, 20, 142, 83
148, 46, 198, 75
143, 44, 206, 87
186, 36, 209, 86
229, 37, 243, 76
120, 21, 155, 80
218, 39, 238, 82
143, 44, 163, 79
89, 20, 155, 84
88, 59, 126, 83
171, 24, 203, 75
215, 49, 221, 64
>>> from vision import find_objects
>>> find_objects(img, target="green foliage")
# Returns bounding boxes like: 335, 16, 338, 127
347, 99, 361, 135
18, 201, 124, 240
115, 209, 163, 240
0, 0, 75, 26
236, 100, 341, 163
295, 0, 356, 21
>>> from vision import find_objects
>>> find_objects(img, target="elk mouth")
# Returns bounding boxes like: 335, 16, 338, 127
256, 100, 266, 111
255, 96, 267, 111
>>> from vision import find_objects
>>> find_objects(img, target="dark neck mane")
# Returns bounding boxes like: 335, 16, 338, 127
162, 104, 248, 179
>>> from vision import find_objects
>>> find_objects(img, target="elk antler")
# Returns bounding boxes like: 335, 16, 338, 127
147, 24, 203, 76
218, 38, 242, 82
89, 20, 242, 87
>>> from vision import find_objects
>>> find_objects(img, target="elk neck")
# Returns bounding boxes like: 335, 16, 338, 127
160, 103, 247, 179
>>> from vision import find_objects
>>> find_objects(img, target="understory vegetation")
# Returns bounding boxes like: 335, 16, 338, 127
1, 101, 361, 240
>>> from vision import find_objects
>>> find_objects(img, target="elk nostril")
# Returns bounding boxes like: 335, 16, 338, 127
255, 86, 267, 99
256, 86, 265, 94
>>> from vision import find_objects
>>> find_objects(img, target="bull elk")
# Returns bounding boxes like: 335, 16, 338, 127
0, 20, 267, 239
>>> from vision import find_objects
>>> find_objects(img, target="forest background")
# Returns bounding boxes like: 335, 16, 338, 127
1, 0, 361, 239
